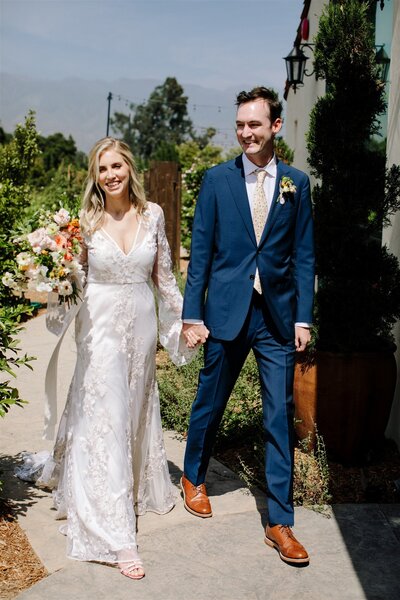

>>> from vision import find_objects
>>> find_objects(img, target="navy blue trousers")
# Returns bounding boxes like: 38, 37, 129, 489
183, 292, 296, 526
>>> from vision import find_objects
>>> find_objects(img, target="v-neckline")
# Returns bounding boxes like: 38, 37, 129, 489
100, 221, 142, 257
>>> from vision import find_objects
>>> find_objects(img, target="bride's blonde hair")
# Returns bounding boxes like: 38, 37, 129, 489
80, 137, 147, 234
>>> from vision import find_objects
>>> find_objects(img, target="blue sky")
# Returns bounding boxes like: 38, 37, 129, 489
1, 0, 303, 91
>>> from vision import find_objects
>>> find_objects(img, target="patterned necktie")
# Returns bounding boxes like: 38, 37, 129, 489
252, 169, 268, 294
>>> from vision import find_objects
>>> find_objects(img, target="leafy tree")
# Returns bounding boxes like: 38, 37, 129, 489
110, 110, 137, 154
0, 125, 12, 145
151, 140, 180, 162
39, 132, 77, 170
195, 127, 217, 150
30, 132, 87, 189
111, 77, 195, 164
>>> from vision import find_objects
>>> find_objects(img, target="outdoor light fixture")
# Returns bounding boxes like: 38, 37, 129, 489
284, 43, 315, 93
284, 42, 390, 93
375, 45, 390, 84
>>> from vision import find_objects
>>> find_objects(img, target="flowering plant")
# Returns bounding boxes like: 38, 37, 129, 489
277, 176, 296, 205
2, 208, 84, 306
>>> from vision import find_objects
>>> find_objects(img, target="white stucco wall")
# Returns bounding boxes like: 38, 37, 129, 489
284, 0, 327, 177
384, 0, 400, 448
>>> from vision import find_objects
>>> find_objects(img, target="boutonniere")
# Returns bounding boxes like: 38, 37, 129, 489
277, 176, 296, 205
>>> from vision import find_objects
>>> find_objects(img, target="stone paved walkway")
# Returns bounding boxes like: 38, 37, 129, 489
1, 314, 400, 599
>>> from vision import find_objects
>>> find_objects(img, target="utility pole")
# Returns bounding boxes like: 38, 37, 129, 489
106, 92, 113, 136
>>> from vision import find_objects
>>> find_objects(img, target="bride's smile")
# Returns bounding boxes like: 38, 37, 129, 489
98, 149, 130, 201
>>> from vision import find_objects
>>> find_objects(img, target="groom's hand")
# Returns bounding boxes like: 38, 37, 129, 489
182, 323, 209, 348
295, 325, 311, 352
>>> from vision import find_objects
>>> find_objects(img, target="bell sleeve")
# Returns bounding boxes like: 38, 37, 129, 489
151, 206, 197, 366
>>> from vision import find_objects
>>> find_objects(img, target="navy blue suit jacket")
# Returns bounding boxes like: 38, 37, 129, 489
182, 155, 315, 341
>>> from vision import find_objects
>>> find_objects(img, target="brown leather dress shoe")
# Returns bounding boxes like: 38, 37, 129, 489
264, 525, 309, 564
180, 475, 212, 518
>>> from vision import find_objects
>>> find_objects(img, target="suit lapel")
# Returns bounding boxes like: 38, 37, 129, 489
259, 160, 288, 246
227, 156, 257, 245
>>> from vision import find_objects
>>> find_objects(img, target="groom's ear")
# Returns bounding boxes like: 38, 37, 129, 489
272, 118, 283, 135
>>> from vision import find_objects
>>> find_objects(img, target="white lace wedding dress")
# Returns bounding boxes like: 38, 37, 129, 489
17, 202, 192, 565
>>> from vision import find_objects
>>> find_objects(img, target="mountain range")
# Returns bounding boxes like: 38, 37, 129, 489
0, 73, 265, 153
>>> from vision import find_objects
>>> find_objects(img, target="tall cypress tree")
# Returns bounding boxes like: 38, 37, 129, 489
307, 0, 400, 352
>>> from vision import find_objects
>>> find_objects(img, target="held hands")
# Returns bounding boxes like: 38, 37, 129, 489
183, 323, 309, 350
295, 325, 311, 352
182, 323, 210, 348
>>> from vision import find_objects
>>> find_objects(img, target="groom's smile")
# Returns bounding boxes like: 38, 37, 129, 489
236, 98, 282, 166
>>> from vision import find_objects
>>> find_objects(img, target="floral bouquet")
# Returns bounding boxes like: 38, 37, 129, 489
2, 208, 85, 305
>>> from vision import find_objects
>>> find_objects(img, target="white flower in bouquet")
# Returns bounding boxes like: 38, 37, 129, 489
53, 208, 70, 227
57, 280, 73, 296
2, 271, 18, 288
46, 222, 59, 236
25, 264, 48, 280
35, 281, 54, 293
16, 252, 35, 270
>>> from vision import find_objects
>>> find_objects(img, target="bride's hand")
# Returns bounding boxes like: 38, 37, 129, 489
182, 323, 209, 348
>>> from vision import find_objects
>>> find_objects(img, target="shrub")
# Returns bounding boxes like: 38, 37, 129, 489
0, 305, 35, 417
293, 430, 331, 508
0, 113, 39, 419
0, 111, 39, 309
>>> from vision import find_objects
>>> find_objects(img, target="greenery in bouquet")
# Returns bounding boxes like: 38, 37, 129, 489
2, 208, 84, 306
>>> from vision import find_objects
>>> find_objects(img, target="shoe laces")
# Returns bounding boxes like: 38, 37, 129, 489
193, 483, 206, 493
277, 525, 295, 540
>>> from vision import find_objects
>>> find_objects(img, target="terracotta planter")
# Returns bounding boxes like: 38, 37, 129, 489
293, 351, 397, 464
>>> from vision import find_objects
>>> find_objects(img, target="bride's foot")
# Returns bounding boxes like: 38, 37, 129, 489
119, 558, 145, 580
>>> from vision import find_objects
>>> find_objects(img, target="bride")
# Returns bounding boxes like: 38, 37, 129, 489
19, 138, 208, 580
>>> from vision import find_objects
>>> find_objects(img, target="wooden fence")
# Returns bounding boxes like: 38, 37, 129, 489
144, 161, 181, 269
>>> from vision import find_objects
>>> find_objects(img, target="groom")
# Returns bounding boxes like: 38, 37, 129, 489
181, 87, 315, 564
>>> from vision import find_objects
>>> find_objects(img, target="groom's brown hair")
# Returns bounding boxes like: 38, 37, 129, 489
236, 87, 283, 123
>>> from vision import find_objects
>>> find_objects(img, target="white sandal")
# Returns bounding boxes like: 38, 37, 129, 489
119, 558, 145, 580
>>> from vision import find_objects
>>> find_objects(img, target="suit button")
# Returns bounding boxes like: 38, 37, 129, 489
249, 274, 255, 280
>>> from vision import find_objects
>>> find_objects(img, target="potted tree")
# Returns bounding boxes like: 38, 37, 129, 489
294, 0, 400, 463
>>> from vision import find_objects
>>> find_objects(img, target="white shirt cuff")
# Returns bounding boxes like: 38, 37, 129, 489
183, 319, 204, 325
